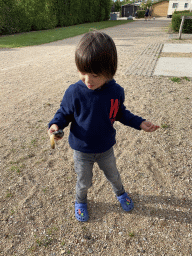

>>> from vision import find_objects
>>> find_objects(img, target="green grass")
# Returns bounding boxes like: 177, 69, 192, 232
0, 20, 133, 48
6, 191, 13, 198
170, 77, 181, 83
10, 165, 21, 174
129, 232, 134, 237
183, 76, 190, 81
161, 124, 170, 129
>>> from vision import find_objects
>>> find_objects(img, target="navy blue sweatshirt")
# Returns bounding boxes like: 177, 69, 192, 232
48, 79, 145, 153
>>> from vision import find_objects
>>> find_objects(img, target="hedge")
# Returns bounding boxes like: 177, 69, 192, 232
0, 0, 58, 34
137, 10, 145, 18
173, 10, 191, 15
0, 0, 112, 35
0, 0, 25, 34
172, 12, 192, 33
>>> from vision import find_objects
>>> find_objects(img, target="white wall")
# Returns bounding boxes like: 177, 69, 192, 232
167, 0, 192, 16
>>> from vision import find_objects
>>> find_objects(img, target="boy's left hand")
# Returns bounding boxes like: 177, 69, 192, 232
140, 121, 160, 132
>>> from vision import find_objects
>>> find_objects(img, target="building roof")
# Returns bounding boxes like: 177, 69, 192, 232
152, 0, 169, 5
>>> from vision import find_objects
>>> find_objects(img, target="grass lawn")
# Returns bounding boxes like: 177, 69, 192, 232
0, 20, 133, 48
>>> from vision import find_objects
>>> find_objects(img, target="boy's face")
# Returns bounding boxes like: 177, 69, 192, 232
78, 71, 108, 90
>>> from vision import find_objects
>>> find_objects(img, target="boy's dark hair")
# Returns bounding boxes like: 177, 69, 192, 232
75, 31, 117, 79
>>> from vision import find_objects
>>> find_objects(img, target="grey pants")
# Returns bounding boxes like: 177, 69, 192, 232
73, 147, 125, 203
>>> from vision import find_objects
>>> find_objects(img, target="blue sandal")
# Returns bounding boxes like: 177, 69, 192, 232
75, 202, 89, 222
117, 192, 134, 212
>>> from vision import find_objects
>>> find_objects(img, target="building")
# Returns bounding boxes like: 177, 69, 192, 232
121, 4, 140, 17
167, 0, 192, 17
152, 0, 169, 17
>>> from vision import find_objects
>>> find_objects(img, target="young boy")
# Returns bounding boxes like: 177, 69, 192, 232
48, 31, 159, 222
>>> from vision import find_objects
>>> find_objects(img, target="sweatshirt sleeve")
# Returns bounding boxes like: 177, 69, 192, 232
48, 87, 74, 129
116, 88, 145, 130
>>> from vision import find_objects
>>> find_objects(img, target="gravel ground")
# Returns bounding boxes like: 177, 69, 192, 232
0, 18, 192, 256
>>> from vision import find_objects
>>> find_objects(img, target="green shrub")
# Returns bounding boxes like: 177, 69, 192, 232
0, 0, 32, 34
114, 1, 121, 12
57, 0, 70, 27
172, 12, 192, 33
98, 0, 106, 22
0, 0, 57, 35
100, 7, 106, 21
0, 0, 112, 35
15, 1, 32, 32
0, 0, 19, 34
92, 0, 100, 22
29, 0, 57, 31
174, 10, 190, 15
103, 0, 112, 20
137, 10, 145, 18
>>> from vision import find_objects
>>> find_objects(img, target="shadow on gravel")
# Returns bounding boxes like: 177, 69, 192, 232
88, 193, 191, 224
116, 45, 133, 47
0, 48, 18, 51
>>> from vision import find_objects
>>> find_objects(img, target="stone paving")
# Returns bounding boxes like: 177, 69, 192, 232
118, 18, 192, 78
162, 43, 192, 53
154, 56, 192, 77
125, 43, 163, 76
101, 18, 171, 77
154, 43, 192, 77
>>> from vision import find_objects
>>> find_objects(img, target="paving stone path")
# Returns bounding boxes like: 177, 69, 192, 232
125, 43, 163, 76
101, 18, 171, 77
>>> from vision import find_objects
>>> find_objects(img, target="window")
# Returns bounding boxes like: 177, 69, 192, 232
184, 3, 188, 8
172, 3, 178, 8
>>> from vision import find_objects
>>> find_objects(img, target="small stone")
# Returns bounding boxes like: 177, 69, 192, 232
88, 248, 93, 253
84, 235, 91, 240
119, 232, 123, 236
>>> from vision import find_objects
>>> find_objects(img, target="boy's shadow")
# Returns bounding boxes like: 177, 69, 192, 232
88, 193, 192, 224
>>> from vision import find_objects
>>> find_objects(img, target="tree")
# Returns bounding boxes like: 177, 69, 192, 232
141, 0, 152, 9
114, 1, 121, 11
